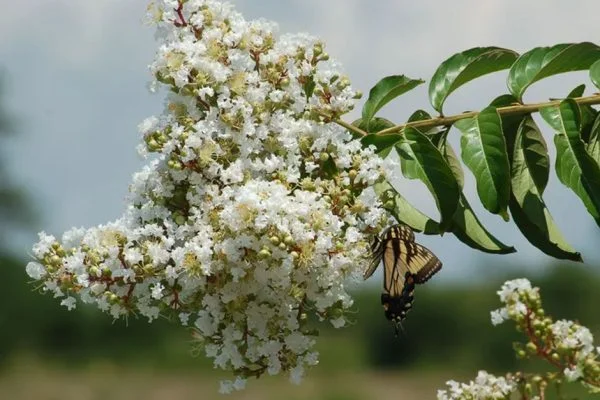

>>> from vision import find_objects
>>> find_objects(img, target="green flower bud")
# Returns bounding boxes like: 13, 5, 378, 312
175, 214, 187, 225
284, 235, 294, 245
313, 43, 323, 56
585, 358, 595, 368
319, 152, 329, 162
278, 242, 287, 250
526, 342, 537, 353
269, 236, 280, 245
258, 249, 271, 259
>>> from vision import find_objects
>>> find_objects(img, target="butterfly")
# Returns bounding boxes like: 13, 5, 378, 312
363, 224, 442, 335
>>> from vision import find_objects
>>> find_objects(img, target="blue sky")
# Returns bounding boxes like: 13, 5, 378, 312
2, 1, 599, 283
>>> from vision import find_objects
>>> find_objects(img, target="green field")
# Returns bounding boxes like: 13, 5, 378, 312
3, 256, 600, 399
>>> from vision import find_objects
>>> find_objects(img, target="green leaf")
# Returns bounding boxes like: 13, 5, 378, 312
563, 85, 598, 143
353, 117, 395, 135
361, 134, 400, 158
373, 179, 440, 234
567, 84, 586, 98
587, 114, 600, 165
352, 117, 398, 157
579, 106, 598, 144
508, 42, 600, 101
322, 156, 338, 178
407, 109, 433, 123
428, 130, 465, 189
407, 109, 446, 138
490, 94, 522, 157
429, 47, 518, 113
540, 100, 600, 226
450, 194, 516, 254
443, 142, 465, 189
429, 133, 513, 253
591, 59, 600, 90
519, 117, 550, 194
455, 106, 511, 219
509, 117, 580, 261
362, 75, 424, 129
360, 133, 400, 154
395, 127, 461, 230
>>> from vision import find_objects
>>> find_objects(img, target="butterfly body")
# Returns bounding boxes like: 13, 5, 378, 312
364, 224, 442, 334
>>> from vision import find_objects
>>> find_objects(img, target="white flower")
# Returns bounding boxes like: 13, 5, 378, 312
497, 278, 533, 301
564, 366, 583, 382
437, 371, 515, 400
490, 308, 508, 326
289, 365, 304, 385
60, 296, 77, 311
151, 283, 165, 300
331, 317, 346, 328
25, 262, 46, 280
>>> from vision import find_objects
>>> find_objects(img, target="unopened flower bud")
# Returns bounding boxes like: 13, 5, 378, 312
526, 342, 537, 353
258, 249, 271, 259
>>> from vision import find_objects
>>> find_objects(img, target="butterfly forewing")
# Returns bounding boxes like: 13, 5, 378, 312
402, 241, 442, 284
363, 235, 384, 280
411, 243, 442, 283
383, 238, 406, 296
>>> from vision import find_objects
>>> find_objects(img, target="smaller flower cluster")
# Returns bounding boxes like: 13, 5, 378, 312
437, 371, 515, 400
491, 278, 600, 391
438, 278, 600, 399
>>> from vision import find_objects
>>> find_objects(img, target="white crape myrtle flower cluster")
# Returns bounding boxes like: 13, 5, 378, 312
25, 0, 393, 390
490, 278, 535, 326
439, 278, 600, 399
490, 278, 600, 387
437, 371, 516, 400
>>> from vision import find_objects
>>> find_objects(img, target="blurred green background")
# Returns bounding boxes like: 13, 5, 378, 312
1, 80, 600, 399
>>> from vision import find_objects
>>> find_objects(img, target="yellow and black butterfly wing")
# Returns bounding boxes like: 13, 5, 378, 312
403, 242, 442, 284
363, 235, 385, 280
